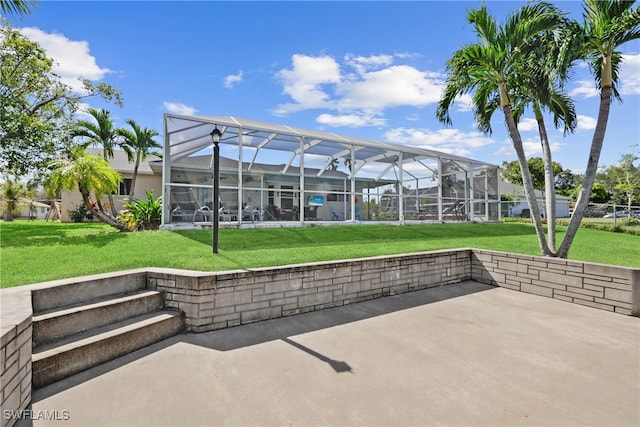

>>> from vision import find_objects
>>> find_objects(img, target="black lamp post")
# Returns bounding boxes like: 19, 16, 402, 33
210, 125, 222, 253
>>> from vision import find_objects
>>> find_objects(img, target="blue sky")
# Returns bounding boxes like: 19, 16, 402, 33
9, 0, 640, 174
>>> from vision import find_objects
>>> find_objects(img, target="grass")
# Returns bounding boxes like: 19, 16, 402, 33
1, 220, 638, 288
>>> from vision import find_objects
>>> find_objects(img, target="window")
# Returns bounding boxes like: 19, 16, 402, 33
119, 179, 132, 196
327, 193, 348, 202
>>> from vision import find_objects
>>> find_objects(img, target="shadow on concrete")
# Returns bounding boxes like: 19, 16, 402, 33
282, 337, 353, 373
32, 281, 493, 403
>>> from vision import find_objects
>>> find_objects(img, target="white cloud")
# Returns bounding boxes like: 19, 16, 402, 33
518, 118, 538, 132
569, 80, 599, 98
224, 71, 244, 89
619, 53, 640, 96
273, 53, 444, 122
337, 65, 443, 111
454, 93, 474, 112
316, 113, 386, 127
493, 137, 561, 158
576, 114, 597, 131
18, 27, 111, 94
274, 54, 341, 115
163, 102, 197, 116
383, 127, 495, 157
344, 53, 394, 75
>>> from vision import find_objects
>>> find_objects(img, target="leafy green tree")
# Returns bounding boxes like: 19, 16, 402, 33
571, 182, 610, 203
73, 108, 123, 216
1, 178, 32, 221
0, 25, 122, 181
117, 119, 161, 202
599, 153, 640, 208
557, 0, 640, 258
45, 148, 128, 231
437, 2, 564, 255
502, 158, 563, 191
555, 169, 579, 197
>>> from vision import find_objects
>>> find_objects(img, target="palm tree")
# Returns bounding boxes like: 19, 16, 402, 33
556, 0, 640, 258
73, 108, 122, 217
45, 148, 128, 231
437, 2, 565, 256
516, 28, 578, 252
117, 119, 161, 202
0, 0, 37, 17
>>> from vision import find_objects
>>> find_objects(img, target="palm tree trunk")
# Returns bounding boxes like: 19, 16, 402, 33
534, 102, 557, 251
128, 156, 140, 203
81, 192, 128, 232
502, 104, 552, 255
556, 86, 612, 258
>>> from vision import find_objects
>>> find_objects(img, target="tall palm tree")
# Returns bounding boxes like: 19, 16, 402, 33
556, 0, 640, 258
0, 0, 37, 17
516, 28, 578, 252
117, 119, 161, 202
45, 148, 128, 231
73, 108, 122, 217
437, 2, 565, 256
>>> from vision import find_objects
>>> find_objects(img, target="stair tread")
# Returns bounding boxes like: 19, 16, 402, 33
33, 290, 163, 319
32, 310, 182, 360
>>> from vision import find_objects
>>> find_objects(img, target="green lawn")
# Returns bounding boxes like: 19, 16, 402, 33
1, 220, 638, 288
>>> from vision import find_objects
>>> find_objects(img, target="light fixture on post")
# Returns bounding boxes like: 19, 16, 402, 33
210, 125, 222, 253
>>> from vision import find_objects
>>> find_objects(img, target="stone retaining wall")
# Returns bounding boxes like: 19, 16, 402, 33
148, 250, 471, 332
1, 248, 638, 426
471, 249, 639, 316
0, 289, 32, 427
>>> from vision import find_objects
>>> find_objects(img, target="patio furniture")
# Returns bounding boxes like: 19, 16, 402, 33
330, 206, 344, 221
170, 187, 212, 223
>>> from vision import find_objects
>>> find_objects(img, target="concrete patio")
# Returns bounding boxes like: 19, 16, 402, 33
24, 281, 639, 427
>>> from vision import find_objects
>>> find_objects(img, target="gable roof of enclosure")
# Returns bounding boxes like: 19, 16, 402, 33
163, 114, 497, 175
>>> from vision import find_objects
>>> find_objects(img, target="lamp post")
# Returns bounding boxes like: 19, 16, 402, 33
210, 125, 222, 253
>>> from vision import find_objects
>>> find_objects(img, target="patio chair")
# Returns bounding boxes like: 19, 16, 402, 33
241, 204, 259, 222
330, 206, 344, 221
170, 187, 212, 223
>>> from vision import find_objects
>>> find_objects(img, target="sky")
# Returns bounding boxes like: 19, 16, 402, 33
6, 0, 640, 174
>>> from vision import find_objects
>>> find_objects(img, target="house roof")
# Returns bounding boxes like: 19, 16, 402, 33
501, 181, 571, 200
87, 148, 161, 175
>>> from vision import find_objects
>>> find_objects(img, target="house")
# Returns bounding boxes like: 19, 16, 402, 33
500, 181, 572, 218
59, 148, 162, 222
60, 115, 503, 226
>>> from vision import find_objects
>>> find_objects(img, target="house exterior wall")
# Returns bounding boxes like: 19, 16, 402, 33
60, 173, 161, 222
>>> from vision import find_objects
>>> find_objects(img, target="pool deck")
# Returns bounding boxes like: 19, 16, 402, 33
26, 281, 639, 427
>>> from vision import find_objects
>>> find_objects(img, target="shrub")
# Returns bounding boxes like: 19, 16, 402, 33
118, 191, 162, 231
68, 204, 89, 222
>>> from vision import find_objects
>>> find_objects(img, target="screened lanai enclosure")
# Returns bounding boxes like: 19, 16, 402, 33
162, 115, 501, 227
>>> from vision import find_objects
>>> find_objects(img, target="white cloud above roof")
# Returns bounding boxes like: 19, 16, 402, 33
163, 102, 197, 116
384, 126, 495, 157
18, 27, 111, 94
273, 53, 444, 124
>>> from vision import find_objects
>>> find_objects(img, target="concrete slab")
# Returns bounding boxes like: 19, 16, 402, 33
24, 281, 639, 426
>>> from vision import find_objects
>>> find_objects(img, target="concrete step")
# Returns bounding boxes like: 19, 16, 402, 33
31, 271, 148, 313
32, 290, 165, 347
32, 310, 184, 389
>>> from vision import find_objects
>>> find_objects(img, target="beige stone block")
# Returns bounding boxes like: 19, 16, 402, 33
584, 263, 633, 280
298, 291, 333, 307
572, 298, 614, 311
521, 283, 553, 298
555, 290, 594, 301
540, 270, 582, 288
604, 287, 632, 303
566, 285, 602, 298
